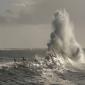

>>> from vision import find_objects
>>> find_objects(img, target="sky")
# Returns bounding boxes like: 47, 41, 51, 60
0, 0, 85, 48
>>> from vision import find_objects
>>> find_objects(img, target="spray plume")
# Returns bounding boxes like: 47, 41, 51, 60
47, 9, 85, 70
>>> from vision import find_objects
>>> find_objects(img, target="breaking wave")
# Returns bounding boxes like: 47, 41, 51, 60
1, 9, 85, 85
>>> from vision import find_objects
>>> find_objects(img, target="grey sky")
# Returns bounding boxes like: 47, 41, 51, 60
0, 0, 85, 48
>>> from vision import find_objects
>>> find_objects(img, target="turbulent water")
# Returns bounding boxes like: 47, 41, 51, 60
0, 9, 85, 85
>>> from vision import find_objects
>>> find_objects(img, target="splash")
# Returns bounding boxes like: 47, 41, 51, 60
47, 9, 85, 70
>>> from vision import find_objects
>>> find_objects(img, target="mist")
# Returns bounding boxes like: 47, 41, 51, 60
0, 24, 51, 48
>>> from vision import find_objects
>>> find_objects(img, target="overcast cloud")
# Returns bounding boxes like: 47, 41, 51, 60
0, 0, 85, 48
